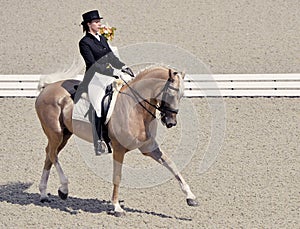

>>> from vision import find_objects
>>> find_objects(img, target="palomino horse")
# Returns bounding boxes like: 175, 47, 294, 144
35, 66, 198, 217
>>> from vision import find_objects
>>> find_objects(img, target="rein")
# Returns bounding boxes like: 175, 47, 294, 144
119, 68, 179, 119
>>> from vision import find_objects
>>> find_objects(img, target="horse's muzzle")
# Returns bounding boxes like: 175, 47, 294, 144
166, 122, 176, 128
161, 114, 177, 128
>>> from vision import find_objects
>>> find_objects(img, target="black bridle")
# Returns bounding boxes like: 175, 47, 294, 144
157, 77, 180, 114
120, 68, 181, 119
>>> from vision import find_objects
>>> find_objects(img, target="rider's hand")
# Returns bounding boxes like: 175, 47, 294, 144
119, 72, 132, 82
121, 65, 134, 77
113, 69, 132, 82
113, 69, 121, 79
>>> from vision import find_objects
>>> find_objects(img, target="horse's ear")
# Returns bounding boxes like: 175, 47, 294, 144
173, 70, 185, 79
168, 69, 175, 82
181, 71, 185, 79
168, 68, 172, 79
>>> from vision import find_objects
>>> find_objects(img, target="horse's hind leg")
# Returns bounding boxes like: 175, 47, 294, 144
55, 131, 72, 200
39, 145, 52, 202
143, 147, 198, 206
39, 125, 72, 202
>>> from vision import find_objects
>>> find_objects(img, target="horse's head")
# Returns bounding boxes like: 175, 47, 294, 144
159, 69, 185, 128
123, 66, 185, 129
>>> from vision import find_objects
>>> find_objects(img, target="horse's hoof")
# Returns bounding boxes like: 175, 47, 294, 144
40, 197, 50, 203
58, 189, 68, 200
114, 211, 126, 217
187, 198, 199, 206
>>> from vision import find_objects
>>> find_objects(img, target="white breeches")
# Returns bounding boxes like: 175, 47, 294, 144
88, 72, 115, 117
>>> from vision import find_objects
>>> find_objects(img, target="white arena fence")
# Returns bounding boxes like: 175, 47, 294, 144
0, 73, 300, 97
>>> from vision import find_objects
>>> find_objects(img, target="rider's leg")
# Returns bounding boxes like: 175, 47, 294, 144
92, 111, 107, 155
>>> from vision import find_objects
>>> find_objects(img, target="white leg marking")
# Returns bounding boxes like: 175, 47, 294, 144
180, 183, 196, 200
39, 169, 50, 200
176, 174, 196, 200
54, 162, 69, 194
114, 202, 124, 213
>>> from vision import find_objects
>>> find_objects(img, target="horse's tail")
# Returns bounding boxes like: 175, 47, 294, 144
38, 60, 84, 91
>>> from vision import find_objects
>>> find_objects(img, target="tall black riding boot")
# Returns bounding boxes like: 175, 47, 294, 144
101, 119, 112, 154
92, 112, 108, 155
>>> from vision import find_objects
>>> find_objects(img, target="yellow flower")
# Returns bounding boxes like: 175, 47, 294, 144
99, 24, 116, 41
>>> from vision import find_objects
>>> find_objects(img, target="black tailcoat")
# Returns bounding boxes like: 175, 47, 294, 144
79, 33, 125, 88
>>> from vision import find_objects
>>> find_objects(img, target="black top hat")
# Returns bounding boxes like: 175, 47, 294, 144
81, 10, 103, 24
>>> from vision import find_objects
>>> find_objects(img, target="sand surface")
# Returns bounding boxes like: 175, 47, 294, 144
0, 0, 299, 228
0, 98, 299, 228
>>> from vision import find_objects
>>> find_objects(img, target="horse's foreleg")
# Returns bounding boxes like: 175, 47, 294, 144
111, 147, 126, 217
145, 148, 198, 206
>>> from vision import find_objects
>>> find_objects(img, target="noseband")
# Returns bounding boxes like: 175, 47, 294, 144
120, 69, 181, 119
157, 77, 180, 115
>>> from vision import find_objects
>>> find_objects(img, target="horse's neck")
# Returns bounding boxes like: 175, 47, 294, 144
114, 68, 167, 119
129, 68, 167, 99
110, 69, 167, 141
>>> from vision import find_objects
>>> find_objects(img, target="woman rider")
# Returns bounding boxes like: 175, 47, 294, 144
77, 10, 131, 155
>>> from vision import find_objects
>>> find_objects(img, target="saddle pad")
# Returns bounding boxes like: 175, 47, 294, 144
72, 79, 124, 124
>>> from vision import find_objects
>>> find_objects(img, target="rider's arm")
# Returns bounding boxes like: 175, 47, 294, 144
103, 39, 125, 70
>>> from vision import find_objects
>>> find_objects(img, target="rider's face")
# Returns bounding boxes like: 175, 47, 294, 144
88, 19, 101, 34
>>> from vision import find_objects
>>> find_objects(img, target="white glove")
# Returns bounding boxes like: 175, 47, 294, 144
122, 65, 134, 77
113, 69, 132, 82
113, 69, 122, 78
119, 72, 132, 82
